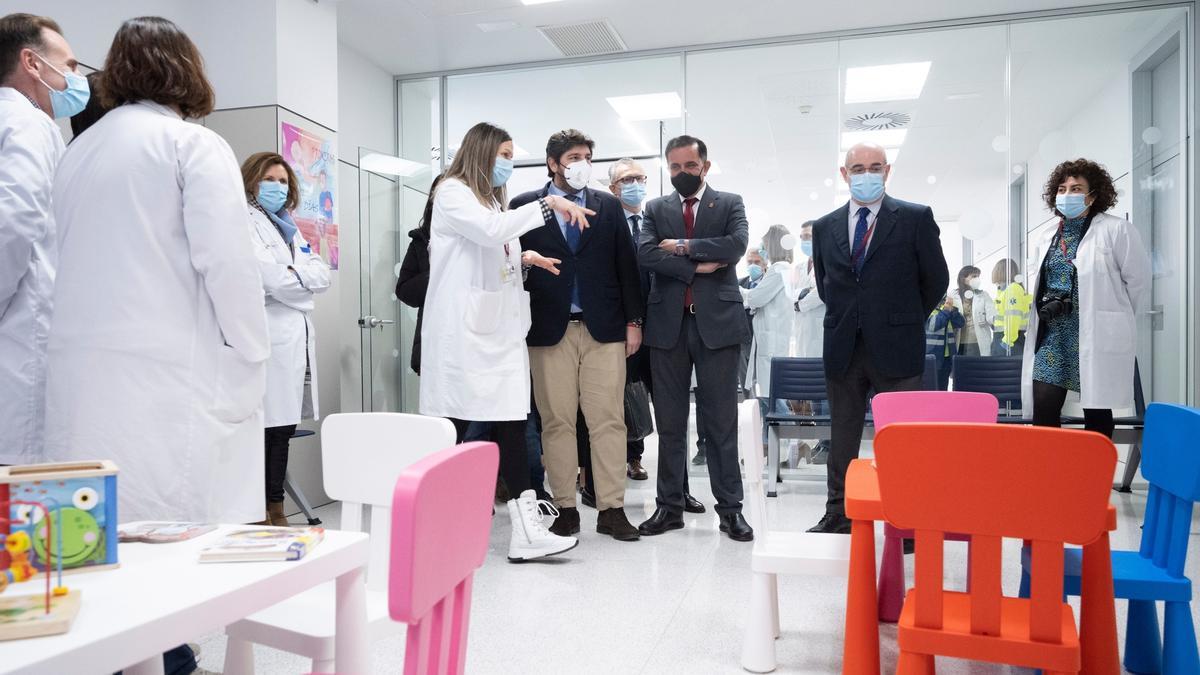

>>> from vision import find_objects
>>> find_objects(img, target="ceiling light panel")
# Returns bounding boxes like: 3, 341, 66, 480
844, 61, 931, 104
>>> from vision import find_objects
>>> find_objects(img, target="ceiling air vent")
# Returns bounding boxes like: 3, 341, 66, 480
537, 19, 627, 57
844, 111, 912, 131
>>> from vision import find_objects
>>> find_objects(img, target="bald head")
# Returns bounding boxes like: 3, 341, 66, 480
841, 141, 891, 203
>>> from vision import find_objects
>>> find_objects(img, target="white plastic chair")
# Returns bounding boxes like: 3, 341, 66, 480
222, 413, 457, 674
738, 399, 851, 673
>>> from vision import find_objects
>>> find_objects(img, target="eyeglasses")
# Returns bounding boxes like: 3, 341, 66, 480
846, 164, 887, 175
616, 175, 648, 186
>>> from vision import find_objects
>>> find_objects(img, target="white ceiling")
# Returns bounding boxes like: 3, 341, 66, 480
336, 0, 1141, 76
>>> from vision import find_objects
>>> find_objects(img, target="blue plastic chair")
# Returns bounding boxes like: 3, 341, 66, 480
1019, 402, 1200, 673
764, 357, 829, 496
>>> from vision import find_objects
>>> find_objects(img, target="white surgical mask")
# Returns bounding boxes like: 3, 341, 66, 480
968, 277, 982, 290
564, 160, 592, 191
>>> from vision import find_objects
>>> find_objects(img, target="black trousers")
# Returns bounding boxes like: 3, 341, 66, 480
650, 314, 742, 515
264, 425, 296, 504
1031, 380, 1115, 438
450, 417, 532, 496
826, 334, 923, 516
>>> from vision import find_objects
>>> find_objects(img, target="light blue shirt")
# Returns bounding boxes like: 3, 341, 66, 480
547, 182, 585, 313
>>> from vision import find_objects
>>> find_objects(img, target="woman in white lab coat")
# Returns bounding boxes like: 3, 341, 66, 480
744, 226, 795, 448
1021, 159, 1149, 437
791, 220, 824, 358
421, 121, 592, 561
241, 152, 331, 526
45, 17, 270, 524
949, 265, 997, 356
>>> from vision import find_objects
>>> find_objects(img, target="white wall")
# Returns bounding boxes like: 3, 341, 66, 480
275, 0, 338, 130
338, 43, 396, 158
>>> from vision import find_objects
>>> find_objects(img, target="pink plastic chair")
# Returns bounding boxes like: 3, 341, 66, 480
872, 391, 998, 623
389, 441, 499, 675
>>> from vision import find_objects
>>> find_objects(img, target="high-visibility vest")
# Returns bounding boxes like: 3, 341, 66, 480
926, 310, 958, 358
993, 282, 1032, 346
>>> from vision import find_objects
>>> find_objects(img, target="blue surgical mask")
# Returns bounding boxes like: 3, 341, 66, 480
620, 182, 646, 207
747, 264, 764, 282
257, 181, 288, 213
1055, 193, 1088, 219
34, 52, 90, 119
491, 156, 514, 187
849, 172, 885, 204
800, 240, 813, 258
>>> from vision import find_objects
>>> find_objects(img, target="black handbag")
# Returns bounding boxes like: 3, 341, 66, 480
624, 380, 654, 442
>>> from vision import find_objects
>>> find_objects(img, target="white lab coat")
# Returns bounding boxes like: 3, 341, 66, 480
0, 88, 64, 465
248, 206, 331, 427
419, 178, 546, 421
791, 260, 824, 358
743, 261, 794, 397
950, 288, 997, 356
1021, 211, 1150, 414
45, 101, 270, 523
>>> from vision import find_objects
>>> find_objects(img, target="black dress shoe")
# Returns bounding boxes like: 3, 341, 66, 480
806, 512, 852, 534
719, 512, 754, 542
580, 486, 596, 509
627, 459, 649, 481
597, 508, 640, 541
638, 508, 684, 536
691, 448, 707, 466
550, 506, 580, 536
683, 494, 706, 514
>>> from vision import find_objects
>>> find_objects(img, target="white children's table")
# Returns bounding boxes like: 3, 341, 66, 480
0, 523, 370, 675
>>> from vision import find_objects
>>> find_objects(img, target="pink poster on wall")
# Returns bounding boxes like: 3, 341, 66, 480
280, 121, 338, 269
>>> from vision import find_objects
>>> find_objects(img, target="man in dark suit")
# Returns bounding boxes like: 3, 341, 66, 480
510, 129, 645, 543
808, 142, 949, 534
637, 134, 753, 542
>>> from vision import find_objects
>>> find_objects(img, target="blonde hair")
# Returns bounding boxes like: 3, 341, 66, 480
443, 122, 512, 209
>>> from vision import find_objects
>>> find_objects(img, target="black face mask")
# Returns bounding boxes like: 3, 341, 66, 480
671, 170, 703, 197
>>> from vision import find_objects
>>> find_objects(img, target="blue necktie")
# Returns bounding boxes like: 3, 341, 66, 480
851, 206, 870, 276
562, 192, 583, 310
629, 215, 640, 252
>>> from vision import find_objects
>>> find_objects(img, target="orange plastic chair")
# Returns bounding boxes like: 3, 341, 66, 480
873, 423, 1116, 673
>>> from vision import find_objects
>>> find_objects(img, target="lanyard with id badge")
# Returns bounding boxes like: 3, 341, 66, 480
500, 243, 519, 285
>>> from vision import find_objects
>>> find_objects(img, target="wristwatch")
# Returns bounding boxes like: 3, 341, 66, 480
627, 318, 645, 327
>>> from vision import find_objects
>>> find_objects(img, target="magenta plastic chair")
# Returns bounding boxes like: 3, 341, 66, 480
872, 391, 998, 623
389, 441, 499, 675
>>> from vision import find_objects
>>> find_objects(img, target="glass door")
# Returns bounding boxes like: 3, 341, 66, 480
357, 146, 404, 412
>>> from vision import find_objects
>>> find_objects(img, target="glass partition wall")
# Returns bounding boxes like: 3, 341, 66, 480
396, 4, 1193, 438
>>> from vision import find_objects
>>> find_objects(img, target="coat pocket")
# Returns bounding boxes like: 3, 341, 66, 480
1096, 310, 1133, 354
465, 287, 504, 335
212, 345, 266, 424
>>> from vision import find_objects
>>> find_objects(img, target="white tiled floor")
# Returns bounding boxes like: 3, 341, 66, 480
195, 436, 1200, 674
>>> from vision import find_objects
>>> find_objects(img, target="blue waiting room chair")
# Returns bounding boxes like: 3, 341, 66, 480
1019, 402, 1200, 674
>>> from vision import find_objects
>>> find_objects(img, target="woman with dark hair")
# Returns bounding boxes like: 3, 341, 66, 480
949, 264, 996, 356
421, 122, 592, 561
396, 174, 443, 375
1021, 158, 1150, 437
47, 17, 270, 526
743, 224, 794, 444
242, 152, 331, 527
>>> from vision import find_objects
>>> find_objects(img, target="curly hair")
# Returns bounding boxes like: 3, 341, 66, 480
1042, 158, 1117, 217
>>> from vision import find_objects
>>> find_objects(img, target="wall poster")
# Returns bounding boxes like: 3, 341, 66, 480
280, 121, 338, 269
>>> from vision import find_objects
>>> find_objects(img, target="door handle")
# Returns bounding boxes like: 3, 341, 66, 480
357, 315, 395, 329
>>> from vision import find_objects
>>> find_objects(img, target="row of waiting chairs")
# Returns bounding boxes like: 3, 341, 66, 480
763, 356, 1147, 495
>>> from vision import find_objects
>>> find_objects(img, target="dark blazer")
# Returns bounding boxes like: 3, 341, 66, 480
638, 185, 750, 350
621, 208, 654, 385
395, 225, 430, 375
510, 184, 644, 347
812, 194, 949, 379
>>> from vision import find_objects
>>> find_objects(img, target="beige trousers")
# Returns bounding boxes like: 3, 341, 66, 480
529, 322, 627, 509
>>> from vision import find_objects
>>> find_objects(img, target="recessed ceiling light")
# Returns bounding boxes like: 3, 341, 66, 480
521, 0, 563, 5
360, 153, 429, 178
840, 129, 907, 150
823, 178, 834, 187
477, 21, 520, 33
927, 175, 937, 184
606, 92, 682, 121
809, 192, 819, 201
844, 61, 931, 104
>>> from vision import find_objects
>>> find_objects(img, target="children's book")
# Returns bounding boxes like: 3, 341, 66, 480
118, 522, 218, 544
198, 527, 324, 563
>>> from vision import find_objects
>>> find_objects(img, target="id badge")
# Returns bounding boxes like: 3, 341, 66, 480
501, 260, 519, 284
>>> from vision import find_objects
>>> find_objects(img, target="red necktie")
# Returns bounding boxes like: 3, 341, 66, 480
683, 197, 698, 309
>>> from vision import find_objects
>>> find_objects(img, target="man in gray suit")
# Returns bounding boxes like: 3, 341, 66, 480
637, 135, 753, 542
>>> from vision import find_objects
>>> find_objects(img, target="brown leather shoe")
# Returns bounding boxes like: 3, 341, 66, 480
627, 459, 649, 481
267, 501, 289, 527
597, 508, 640, 541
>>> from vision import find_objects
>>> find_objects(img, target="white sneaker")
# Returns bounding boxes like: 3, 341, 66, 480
506, 490, 578, 562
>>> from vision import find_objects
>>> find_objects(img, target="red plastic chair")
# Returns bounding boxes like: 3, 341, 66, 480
871, 391, 998, 622
875, 424, 1116, 673
389, 441, 499, 675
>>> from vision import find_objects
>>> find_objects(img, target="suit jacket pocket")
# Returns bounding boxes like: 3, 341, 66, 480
888, 312, 922, 326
